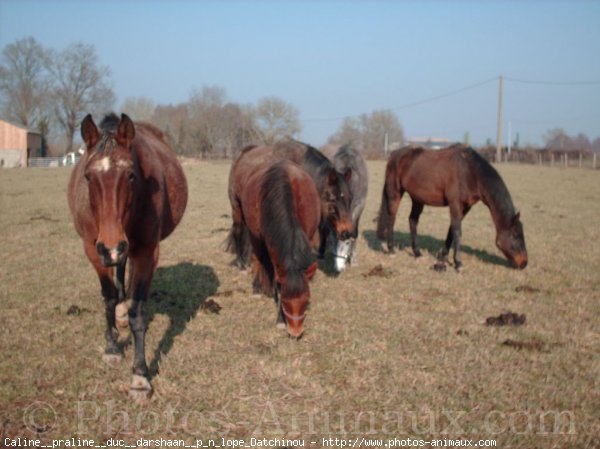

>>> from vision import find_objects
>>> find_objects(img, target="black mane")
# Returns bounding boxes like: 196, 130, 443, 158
273, 138, 334, 192
260, 161, 314, 297
466, 147, 516, 224
95, 113, 121, 153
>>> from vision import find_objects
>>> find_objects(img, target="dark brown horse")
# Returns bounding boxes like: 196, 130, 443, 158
227, 140, 353, 269
376, 144, 527, 270
230, 150, 320, 338
68, 113, 187, 401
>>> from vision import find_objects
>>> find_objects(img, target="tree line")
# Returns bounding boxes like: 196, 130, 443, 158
1, 37, 598, 159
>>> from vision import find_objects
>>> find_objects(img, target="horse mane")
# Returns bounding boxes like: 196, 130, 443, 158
93, 113, 121, 153
260, 161, 314, 297
464, 146, 516, 224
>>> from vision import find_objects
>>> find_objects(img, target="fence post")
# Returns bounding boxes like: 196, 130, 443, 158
594, 153, 597, 169
551, 153, 554, 167
564, 153, 568, 168
579, 153, 582, 168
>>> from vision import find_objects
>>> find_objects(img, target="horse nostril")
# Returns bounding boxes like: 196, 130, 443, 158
117, 240, 128, 254
340, 231, 351, 240
96, 241, 106, 255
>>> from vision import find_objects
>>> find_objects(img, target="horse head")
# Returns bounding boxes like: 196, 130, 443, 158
323, 168, 354, 241
81, 113, 140, 267
496, 211, 528, 269
278, 262, 317, 339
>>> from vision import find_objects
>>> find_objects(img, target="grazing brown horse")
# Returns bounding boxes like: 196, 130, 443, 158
376, 144, 527, 270
68, 113, 187, 401
230, 151, 320, 338
227, 140, 353, 269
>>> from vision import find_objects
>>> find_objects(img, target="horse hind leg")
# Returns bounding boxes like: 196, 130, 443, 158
408, 201, 424, 257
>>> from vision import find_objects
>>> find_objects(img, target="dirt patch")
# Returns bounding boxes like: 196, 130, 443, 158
502, 338, 548, 352
486, 312, 526, 326
30, 214, 59, 223
66, 305, 91, 316
363, 264, 394, 278
201, 298, 222, 314
515, 285, 541, 294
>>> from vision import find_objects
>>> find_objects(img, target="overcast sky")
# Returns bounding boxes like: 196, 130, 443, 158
1, 0, 599, 146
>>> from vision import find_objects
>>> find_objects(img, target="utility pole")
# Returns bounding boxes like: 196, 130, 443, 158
496, 75, 503, 163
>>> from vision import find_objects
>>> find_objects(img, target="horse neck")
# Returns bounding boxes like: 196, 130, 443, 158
477, 167, 515, 231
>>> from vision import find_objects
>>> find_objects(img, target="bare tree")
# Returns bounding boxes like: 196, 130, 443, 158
121, 96, 156, 122
328, 109, 404, 158
186, 86, 260, 158
0, 37, 51, 129
544, 128, 592, 153
152, 103, 189, 155
48, 42, 114, 154
328, 117, 362, 147
255, 96, 301, 145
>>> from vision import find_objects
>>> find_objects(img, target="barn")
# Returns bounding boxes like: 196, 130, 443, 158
0, 119, 43, 168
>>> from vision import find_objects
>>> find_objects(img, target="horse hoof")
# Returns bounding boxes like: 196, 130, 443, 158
102, 353, 123, 365
454, 264, 463, 273
276, 321, 286, 330
432, 262, 447, 272
414, 250, 422, 258
115, 301, 130, 328
129, 375, 153, 403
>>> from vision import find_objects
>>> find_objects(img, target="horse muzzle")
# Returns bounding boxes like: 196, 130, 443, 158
96, 240, 129, 266
513, 255, 528, 269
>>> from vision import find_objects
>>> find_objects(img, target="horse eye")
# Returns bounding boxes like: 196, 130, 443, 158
84, 173, 91, 182
128, 172, 136, 183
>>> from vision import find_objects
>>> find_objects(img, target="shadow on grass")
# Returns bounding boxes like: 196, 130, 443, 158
146, 262, 219, 378
362, 230, 509, 268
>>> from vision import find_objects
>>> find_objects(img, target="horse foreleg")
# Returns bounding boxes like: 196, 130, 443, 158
448, 204, 468, 271
409, 201, 424, 257
83, 241, 122, 364
114, 258, 130, 328
438, 205, 471, 266
437, 226, 453, 263
127, 246, 158, 402
275, 286, 286, 330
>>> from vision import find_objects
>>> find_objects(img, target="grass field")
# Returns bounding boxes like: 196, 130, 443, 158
1, 161, 599, 448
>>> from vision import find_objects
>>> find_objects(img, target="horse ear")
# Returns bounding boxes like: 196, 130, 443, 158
344, 168, 352, 182
305, 262, 318, 281
117, 113, 136, 147
513, 211, 521, 224
81, 114, 98, 150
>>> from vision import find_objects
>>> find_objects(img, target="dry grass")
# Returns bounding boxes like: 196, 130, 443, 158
1, 161, 599, 448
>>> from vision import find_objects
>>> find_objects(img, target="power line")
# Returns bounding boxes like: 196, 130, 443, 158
301, 76, 498, 123
505, 76, 600, 86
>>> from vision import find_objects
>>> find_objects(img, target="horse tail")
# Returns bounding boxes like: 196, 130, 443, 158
225, 218, 251, 265
260, 162, 314, 297
376, 159, 399, 241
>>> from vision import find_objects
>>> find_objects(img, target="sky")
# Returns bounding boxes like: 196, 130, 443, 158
0, 0, 599, 147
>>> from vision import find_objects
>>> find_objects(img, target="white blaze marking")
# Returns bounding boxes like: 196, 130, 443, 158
116, 159, 132, 168
334, 239, 353, 273
91, 157, 111, 172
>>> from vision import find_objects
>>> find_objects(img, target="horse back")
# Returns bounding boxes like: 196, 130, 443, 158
391, 145, 480, 207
